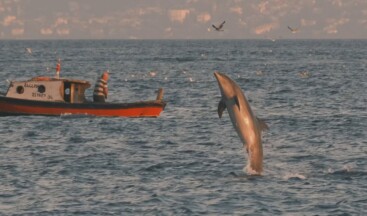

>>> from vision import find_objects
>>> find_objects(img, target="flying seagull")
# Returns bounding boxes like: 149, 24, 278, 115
212, 21, 226, 31
287, 26, 299, 33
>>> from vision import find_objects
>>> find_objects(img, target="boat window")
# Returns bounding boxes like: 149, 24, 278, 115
38, 85, 46, 93
65, 88, 70, 95
16, 86, 24, 94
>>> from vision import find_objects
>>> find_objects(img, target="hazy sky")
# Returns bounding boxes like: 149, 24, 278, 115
1, 0, 367, 39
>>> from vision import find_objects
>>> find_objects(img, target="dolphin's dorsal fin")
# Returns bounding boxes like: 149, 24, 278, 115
234, 96, 240, 110
218, 99, 226, 118
257, 117, 269, 131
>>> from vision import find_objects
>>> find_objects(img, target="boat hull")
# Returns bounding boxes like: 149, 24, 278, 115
0, 96, 166, 117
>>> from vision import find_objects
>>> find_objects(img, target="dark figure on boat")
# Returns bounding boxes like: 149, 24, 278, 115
93, 71, 109, 102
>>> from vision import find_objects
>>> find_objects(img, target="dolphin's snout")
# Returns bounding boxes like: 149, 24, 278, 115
214, 71, 225, 83
213, 71, 222, 79
214, 71, 231, 89
213, 71, 219, 80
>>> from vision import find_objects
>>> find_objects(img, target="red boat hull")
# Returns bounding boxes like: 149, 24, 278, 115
0, 96, 166, 117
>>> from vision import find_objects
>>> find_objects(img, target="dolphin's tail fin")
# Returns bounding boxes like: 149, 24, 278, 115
257, 117, 269, 131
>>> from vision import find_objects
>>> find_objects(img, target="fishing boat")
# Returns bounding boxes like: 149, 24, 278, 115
0, 76, 166, 117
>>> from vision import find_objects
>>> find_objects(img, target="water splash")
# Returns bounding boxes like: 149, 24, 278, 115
244, 164, 261, 176
283, 173, 307, 180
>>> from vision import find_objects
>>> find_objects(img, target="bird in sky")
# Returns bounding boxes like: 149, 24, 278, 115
287, 26, 299, 33
212, 21, 226, 31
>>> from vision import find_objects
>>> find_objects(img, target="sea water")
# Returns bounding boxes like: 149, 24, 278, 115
0, 39, 366, 215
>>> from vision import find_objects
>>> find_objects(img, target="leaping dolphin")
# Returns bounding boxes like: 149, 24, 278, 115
214, 71, 268, 175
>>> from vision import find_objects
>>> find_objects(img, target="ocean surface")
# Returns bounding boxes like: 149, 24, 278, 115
0, 39, 366, 215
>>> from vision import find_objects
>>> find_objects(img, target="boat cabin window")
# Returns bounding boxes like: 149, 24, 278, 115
38, 85, 46, 93
64, 82, 71, 102
16, 86, 24, 94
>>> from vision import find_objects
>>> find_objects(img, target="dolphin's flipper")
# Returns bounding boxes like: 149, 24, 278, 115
218, 99, 227, 118
257, 117, 269, 131
234, 96, 240, 110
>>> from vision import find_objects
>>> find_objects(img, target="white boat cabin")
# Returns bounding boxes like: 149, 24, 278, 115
5, 76, 91, 103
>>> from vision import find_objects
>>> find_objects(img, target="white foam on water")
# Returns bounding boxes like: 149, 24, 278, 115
283, 173, 307, 180
244, 164, 262, 176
